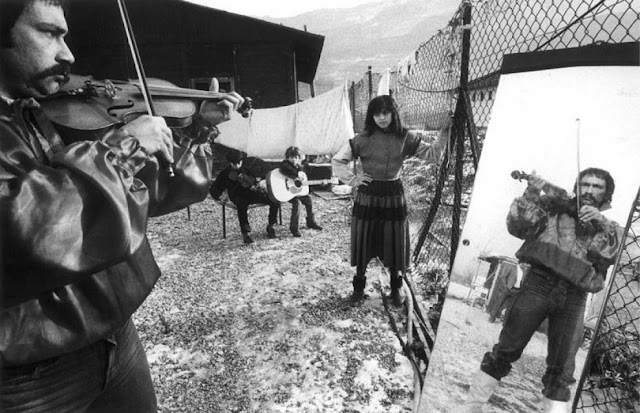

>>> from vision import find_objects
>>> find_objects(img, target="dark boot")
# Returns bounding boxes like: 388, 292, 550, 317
290, 222, 302, 237
306, 213, 323, 230
390, 276, 404, 307
266, 225, 276, 239
350, 276, 367, 303
242, 232, 254, 244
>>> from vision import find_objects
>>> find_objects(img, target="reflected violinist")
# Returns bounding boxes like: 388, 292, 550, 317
0, 0, 243, 411
511, 169, 612, 232
460, 168, 621, 412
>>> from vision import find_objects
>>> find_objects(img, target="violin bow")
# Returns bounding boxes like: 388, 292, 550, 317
116, 0, 175, 177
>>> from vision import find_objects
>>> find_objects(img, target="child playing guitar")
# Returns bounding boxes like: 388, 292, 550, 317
277, 147, 323, 237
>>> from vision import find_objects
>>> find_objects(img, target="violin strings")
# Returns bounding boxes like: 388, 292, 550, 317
130, 83, 223, 99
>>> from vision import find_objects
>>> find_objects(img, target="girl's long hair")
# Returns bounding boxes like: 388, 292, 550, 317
362, 95, 406, 137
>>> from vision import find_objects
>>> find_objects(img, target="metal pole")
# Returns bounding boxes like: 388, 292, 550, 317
367, 65, 373, 101
292, 49, 299, 103
450, 0, 472, 266
350, 81, 356, 128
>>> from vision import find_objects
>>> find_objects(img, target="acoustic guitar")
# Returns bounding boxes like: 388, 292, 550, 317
265, 169, 336, 202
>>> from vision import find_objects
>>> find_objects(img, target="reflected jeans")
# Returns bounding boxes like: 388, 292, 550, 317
1, 318, 156, 413
480, 265, 587, 401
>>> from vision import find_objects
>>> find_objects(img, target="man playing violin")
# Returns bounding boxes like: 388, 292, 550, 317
462, 168, 621, 413
209, 149, 280, 244
0, 0, 244, 411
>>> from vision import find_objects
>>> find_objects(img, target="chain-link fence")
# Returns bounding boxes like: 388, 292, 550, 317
348, 0, 639, 409
575, 191, 640, 412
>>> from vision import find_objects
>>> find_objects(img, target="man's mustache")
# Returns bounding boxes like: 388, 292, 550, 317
32, 63, 71, 83
580, 193, 597, 204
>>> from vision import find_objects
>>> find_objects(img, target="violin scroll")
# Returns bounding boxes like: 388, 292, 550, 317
511, 170, 528, 181
238, 97, 253, 118
510, 170, 571, 201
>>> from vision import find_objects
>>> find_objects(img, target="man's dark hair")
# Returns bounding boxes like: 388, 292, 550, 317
285, 146, 301, 159
574, 167, 616, 205
1, 0, 69, 48
225, 149, 247, 164
363, 95, 406, 137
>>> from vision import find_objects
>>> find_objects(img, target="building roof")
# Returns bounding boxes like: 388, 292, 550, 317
66, 0, 325, 83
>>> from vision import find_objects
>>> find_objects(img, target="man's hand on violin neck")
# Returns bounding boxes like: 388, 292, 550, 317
527, 171, 545, 191
198, 77, 245, 126
123, 115, 174, 164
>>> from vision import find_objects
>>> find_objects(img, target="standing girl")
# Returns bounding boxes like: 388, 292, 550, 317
332, 95, 450, 306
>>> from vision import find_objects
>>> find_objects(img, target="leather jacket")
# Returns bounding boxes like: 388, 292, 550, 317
0, 98, 213, 366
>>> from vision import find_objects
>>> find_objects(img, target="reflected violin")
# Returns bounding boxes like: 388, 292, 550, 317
38, 74, 253, 138
511, 170, 599, 233
511, 171, 572, 201
511, 170, 580, 218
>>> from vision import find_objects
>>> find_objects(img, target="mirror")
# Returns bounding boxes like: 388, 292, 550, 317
418, 48, 640, 412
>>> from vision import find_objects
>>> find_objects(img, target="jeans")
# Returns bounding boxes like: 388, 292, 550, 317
480, 265, 587, 401
233, 191, 279, 233
1, 318, 156, 413
289, 195, 314, 231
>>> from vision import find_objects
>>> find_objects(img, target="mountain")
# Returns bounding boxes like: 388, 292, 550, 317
263, 0, 462, 95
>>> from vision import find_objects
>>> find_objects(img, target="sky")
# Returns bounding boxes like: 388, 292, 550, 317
184, 0, 381, 18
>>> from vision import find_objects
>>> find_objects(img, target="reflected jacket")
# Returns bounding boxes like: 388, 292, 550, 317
0, 97, 213, 366
507, 188, 621, 293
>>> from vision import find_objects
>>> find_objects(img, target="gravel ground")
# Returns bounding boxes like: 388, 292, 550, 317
134, 194, 417, 413
418, 290, 587, 413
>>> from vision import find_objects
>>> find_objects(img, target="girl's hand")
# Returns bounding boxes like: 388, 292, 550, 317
350, 173, 373, 187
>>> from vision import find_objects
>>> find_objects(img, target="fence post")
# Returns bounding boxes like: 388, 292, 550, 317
459, 2, 471, 89
450, 0, 473, 268
449, 1, 471, 270
367, 65, 373, 101
350, 81, 356, 126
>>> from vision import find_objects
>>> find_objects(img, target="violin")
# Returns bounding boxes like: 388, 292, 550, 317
38, 74, 253, 137
511, 170, 574, 204
37, 0, 253, 177
228, 169, 258, 190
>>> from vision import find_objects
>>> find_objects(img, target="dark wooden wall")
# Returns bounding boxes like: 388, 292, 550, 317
64, 0, 318, 109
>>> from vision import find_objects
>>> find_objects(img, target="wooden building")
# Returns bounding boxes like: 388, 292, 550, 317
65, 0, 325, 108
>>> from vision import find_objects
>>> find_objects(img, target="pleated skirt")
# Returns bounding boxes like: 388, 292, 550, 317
351, 180, 410, 272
